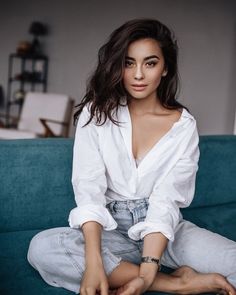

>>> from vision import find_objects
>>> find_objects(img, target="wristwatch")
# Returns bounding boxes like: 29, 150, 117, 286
141, 256, 161, 271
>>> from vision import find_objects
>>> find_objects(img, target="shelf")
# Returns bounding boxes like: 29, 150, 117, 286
9, 77, 46, 84
10, 53, 48, 61
5, 52, 48, 124
7, 100, 24, 106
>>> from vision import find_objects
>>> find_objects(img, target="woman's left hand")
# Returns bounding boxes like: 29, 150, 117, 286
111, 276, 146, 295
109, 263, 157, 295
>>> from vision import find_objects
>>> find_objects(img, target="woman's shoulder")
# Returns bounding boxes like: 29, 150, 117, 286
164, 107, 198, 139
165, 108, 183, 123
181, 107, 196, 120
76, 104, 97, 128
77, 104, 90, 123
158, 107, 195, 125
169, 107, 196, 125
79, 103, 111, 129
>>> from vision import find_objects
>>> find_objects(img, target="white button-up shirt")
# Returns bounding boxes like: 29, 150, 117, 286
69, 104, 200, 242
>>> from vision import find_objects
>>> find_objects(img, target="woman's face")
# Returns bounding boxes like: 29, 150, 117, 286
123, 38, 167, 102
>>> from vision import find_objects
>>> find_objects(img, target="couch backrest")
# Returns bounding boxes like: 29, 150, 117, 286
0, 138, 75, 232
191, 135, 236, 207
0, 136, 236, 236
182, 135, 236, 241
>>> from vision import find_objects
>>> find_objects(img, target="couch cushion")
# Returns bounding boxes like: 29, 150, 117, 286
182, 202, 236, 241
0, 139, 75, 233
0, 229, 72, 295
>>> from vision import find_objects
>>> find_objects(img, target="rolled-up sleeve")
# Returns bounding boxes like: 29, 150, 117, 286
68, 106, 117, 230
128, 121, 200, 241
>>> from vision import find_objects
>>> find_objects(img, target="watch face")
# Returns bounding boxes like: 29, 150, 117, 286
141, 256, 161, 271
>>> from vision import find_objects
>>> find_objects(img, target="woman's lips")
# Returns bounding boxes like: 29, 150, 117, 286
131, 84, 147, 91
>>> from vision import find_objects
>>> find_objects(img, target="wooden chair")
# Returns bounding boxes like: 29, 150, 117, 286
0, 92, 74, 139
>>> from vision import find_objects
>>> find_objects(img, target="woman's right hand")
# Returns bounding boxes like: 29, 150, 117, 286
80, 262, 109, 295
80, 221, 108, 295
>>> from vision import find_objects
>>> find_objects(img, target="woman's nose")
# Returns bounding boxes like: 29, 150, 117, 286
134, 65, 144, 80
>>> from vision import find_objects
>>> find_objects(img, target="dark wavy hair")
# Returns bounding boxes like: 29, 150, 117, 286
74, 18, 188, 126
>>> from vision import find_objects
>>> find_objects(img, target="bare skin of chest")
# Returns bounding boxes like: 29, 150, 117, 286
130, 110, 181, 159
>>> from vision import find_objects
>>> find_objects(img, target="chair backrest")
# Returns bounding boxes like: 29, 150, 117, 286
18, 92, 73, 136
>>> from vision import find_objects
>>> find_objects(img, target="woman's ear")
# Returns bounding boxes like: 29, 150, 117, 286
162, 69, 168, 77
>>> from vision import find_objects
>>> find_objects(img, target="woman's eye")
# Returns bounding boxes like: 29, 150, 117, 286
125, 61, 134, 68
146, 61, 157, 67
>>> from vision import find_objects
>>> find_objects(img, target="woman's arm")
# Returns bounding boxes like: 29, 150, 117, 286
80, 221, 109, 295
70, 107, 115, 294
139, 232, 167, 289
69, 106, 117, 231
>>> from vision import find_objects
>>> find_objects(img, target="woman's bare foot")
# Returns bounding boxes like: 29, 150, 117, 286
108, 261, 235, 295
172, 265, 236, 295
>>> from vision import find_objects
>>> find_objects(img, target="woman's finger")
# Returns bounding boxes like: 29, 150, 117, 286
85, 286, 97, 295
100, 282, 109, 295
119, 285, 136, 295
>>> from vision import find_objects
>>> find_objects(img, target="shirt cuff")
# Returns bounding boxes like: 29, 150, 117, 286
128, 221, 175, 242
68, 204, 117, 230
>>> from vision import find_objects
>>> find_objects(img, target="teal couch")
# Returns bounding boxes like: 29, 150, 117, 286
0, 136, 236, 295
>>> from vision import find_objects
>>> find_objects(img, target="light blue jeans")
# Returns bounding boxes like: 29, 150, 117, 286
28, 198, 236, 293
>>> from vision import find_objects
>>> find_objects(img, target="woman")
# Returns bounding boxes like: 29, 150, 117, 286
28, 19, 236, 295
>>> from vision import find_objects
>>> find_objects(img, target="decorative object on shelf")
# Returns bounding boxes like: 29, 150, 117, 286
29, 21, 48, 55
12, 89, 25, 104
16, 41, 32, 55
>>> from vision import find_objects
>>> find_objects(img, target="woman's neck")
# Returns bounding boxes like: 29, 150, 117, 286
128, 96, 165, 116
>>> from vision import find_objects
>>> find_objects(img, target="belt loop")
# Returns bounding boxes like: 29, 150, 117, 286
108, 201, 116, 213
131, 206, 138, 225
127, 200, 135, 211
127, 200, 139, 225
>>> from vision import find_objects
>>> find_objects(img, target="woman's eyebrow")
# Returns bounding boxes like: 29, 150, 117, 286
144, 55, 160, 61
125, 55, 160, 61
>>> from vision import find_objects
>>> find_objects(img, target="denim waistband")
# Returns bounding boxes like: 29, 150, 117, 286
106, 198, 149, 212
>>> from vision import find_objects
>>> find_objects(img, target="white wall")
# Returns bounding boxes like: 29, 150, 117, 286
0, 0, 235, 136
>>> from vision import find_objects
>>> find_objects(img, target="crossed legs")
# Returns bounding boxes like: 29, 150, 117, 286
27, 221, 236, 294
